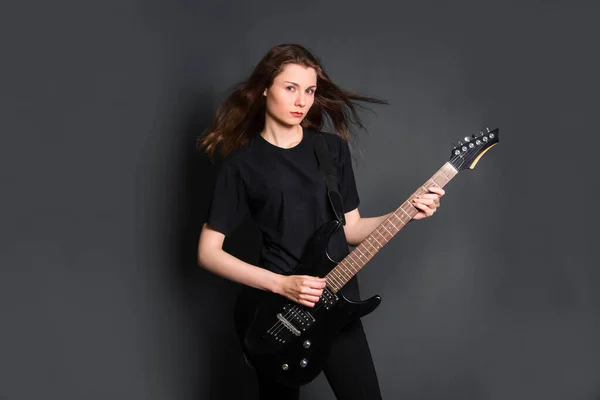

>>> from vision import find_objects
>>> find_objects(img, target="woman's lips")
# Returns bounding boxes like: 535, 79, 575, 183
290, 112, 304, 118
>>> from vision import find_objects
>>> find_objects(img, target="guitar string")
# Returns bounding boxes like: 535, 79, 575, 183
267, 180, 441, 337
265, 146, 483, 338
268, 191, 417, 336
267, 179, 441, 337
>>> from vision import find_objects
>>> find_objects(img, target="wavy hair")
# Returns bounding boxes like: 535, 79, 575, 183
198, 44, 387, 161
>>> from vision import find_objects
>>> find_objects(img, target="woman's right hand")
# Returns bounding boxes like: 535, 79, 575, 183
274, 275, 328, 307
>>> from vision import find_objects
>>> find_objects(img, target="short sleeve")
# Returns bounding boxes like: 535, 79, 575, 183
338, 139, 360, 213
206, 160, 249, 236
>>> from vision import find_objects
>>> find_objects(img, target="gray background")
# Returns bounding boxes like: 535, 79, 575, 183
1, 0, 599, 399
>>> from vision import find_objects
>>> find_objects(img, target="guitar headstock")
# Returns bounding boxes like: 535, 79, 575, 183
449, 127, 499, 170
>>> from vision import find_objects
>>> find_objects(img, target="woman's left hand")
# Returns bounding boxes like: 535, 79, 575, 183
412, 186, 445, 220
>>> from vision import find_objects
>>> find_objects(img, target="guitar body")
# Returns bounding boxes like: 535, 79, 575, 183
234, 220, 382, 387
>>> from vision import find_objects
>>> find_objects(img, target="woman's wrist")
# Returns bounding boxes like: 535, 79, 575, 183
268, 272, 284, 294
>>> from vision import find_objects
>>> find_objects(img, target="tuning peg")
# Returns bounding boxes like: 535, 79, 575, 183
471, 133, 477, 139
464, 136, 470, 142
485, 127, 490, 133
458, 140, 463, 146
479, 131, 484, 136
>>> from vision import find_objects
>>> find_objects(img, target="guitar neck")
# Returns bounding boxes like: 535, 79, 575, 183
325, 162, 459, 293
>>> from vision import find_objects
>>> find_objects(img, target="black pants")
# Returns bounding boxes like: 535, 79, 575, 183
254, 317, 382, 400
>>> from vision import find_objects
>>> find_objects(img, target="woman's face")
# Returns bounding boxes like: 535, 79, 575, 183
264, 63, 317, 126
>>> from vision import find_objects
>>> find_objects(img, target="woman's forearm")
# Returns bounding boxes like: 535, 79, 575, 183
344, 213, 392, 246
198, 248, 282, 293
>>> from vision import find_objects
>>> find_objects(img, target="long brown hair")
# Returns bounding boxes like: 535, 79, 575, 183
198, 44, 387, 161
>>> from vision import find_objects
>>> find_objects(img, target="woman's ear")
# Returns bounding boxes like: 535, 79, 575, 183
263, 88, 267, 96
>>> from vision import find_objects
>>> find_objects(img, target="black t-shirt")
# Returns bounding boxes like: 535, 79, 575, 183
206, 127, 360, 275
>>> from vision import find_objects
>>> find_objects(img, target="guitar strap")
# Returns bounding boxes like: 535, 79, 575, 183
312, 133, 346, 226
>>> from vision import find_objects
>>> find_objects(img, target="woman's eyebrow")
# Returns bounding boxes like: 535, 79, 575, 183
284, 81, 317, 88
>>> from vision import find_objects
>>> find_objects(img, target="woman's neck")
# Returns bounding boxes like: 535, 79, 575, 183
260, 119, 303, 149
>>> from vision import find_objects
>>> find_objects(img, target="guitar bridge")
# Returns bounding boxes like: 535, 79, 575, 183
276, 313, 301, 336
270, 303, 317, 341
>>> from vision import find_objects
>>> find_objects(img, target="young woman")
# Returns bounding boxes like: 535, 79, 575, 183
197, 44, 444, 400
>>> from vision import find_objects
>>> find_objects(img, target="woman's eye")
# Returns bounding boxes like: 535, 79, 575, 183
306, 89, 314, 94
287, 86, 295, 91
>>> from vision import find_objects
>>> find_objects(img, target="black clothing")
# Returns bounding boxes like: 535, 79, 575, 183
206, 127, 381, 399
206, 127, 359, 275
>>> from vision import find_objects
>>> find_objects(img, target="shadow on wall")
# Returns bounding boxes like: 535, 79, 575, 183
170, 90, 262, 399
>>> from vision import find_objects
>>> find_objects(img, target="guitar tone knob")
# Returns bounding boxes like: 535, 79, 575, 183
303, 340, 311, 349
282, 364, 289, 371
299, 358, 308, 368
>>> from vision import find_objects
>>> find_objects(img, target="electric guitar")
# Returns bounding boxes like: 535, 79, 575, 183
234, 127, 499, 387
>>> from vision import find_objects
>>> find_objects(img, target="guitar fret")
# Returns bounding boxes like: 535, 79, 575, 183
362, 240, 377, 255
397, 207, 411, 221
376, 228, 390, 241
355, 247, 367, 260
401, 202, 415, 218
341, 263, 353, 276
336, 265, 350, 280
348, 252, 360, 267
334, 274, 347, 288
370, 234, 383, 248
343, 260, 357, 274
385, 219, 399, 233
325, 162, 462, 294
328, 277, 340, 291
391, 213, 405, 227
340, 263, 354, 279
361, 244, 375, 259
383, 226, 394, 239
372, 229, 386, 242
333, 269, 346, 284
367, 238, 381, 252
328, 272, 343, 288
380, 224, 393, 236
327, 279, 340, 292
346, 258, 360, 273
405, 201, 418, 213
386, 219, 399, 232
346, 254, 361, 273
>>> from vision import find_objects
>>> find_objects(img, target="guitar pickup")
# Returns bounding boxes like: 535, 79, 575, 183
319, 287, 338, 309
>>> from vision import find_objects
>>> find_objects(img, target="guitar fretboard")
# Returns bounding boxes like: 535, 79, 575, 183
325, 162, 458, 293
